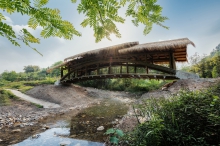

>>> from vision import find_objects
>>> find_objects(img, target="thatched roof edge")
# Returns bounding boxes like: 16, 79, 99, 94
118, 38, 195, 54
64, 41, 139, 61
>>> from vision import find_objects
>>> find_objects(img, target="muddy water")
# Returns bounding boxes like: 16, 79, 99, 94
8, 89, 60, 108
13, 99, 129, 145
70, 100, 129, 142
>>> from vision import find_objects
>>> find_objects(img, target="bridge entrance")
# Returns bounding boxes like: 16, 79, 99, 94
48, 38, 195, 84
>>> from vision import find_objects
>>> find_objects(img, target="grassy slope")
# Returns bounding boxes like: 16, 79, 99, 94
0, 79, 56, 106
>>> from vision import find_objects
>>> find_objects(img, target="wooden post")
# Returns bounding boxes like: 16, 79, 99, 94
120, 65, 122, 74
126, 62, 129, 73
172, 54, 176, 70
61, 67, 63, 78
97, 64, 100, 75
76, 69, 78, 77
169, 52, 175, 69
68, 66, 70, 79
134, 64, 137, 73
109, 57, 112, 74
146, 66, 149, 74
108, 65, 112, 74
85, 66, 88, 76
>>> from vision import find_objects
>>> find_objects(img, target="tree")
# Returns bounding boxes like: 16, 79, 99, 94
23, 65, 40, 73
0, 0, 168, 55
50, 61, 63, 77
1, 71, 18, 81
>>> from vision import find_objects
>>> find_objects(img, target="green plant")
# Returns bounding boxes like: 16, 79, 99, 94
0, 0, 167, 55
0, 89, 19, 106
105, 128, 124, 145
32, 103, 43, 108
125, 84, 220, 146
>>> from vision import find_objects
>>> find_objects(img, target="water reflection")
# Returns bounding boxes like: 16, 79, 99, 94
14, 128, 104, 146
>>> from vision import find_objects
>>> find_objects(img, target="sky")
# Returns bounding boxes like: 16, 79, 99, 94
0, 0, 220, 73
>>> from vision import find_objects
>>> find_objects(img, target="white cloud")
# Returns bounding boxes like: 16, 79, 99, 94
3, 15, 13, 24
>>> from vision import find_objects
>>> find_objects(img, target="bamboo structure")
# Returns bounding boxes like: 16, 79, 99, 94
47, 38, 195, 84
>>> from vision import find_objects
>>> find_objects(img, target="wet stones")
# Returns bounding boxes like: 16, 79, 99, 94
0, 112, 42, 129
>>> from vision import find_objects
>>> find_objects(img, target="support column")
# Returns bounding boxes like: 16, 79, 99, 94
126, 62, 129, 73
61, 67, 63, 78
85, 66, 88, 76
108, 64, 112, 74
134, 64, 137, 73
146, 66, 149, 74
68, 66, 70, 79
145, 54, 149, 74
97, 64, 100, 75
169, 52, 176, 69
76, 69, 78, 77
120, 65, 122, 74
108, 57, 112, 74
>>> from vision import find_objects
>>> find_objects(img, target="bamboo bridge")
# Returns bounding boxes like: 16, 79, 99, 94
48, 38, 198, 84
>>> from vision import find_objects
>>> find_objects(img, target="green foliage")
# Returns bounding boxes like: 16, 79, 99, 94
1, 0, 167, 54
49, 61, 63, 77
0, 89, 19, 106
32, 102, 43, 108
78, 0, 168, 42
1, 71, 18, 82
23, 65, 40, 73
105, 128, 124, 145
78, 0, 124, 42
183, 44, 220, 78
0, 0, 81, 55
0, 78, 56, 93
125, 85, 220, 146
125, 0, 168, 35
79, 78, 169, 93
212, 66, 219, 78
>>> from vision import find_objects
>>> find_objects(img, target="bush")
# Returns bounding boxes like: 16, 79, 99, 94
0, 89, 19, 106
126, 84, 220, 146
79, 79, 170, 93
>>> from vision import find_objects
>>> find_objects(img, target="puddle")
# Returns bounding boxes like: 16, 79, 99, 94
8, 89, 60, 108
14, 128, 104, 146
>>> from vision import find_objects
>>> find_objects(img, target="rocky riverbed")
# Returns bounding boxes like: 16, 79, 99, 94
1, 78, 219, 145
0, 84, 136, 145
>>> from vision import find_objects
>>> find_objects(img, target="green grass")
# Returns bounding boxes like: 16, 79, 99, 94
0, 78, 56, 93
31, 103, 44, 108
0, 78, 56, 106
0, 89, 19, 106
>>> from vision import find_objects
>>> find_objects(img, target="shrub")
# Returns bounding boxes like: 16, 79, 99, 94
0, 89, 19, 106
126, 84, 220, 146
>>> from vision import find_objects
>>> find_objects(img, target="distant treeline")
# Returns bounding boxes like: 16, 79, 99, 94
182, 43, 220, 78
0, 61, 63, 82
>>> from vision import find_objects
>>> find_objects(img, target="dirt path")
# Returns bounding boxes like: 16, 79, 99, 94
8, 89, 60, 108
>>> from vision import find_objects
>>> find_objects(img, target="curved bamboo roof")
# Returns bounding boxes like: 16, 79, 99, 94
119, 38, 195, 54
47, 38, 194, 72
64, 41, 139, 62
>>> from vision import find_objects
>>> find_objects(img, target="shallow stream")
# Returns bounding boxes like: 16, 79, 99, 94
14, 99, 129, 145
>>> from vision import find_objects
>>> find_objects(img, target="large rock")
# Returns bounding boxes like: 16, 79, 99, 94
97, 126, 104, 131
12, 129, 21, 133
176, 70, 199, 79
